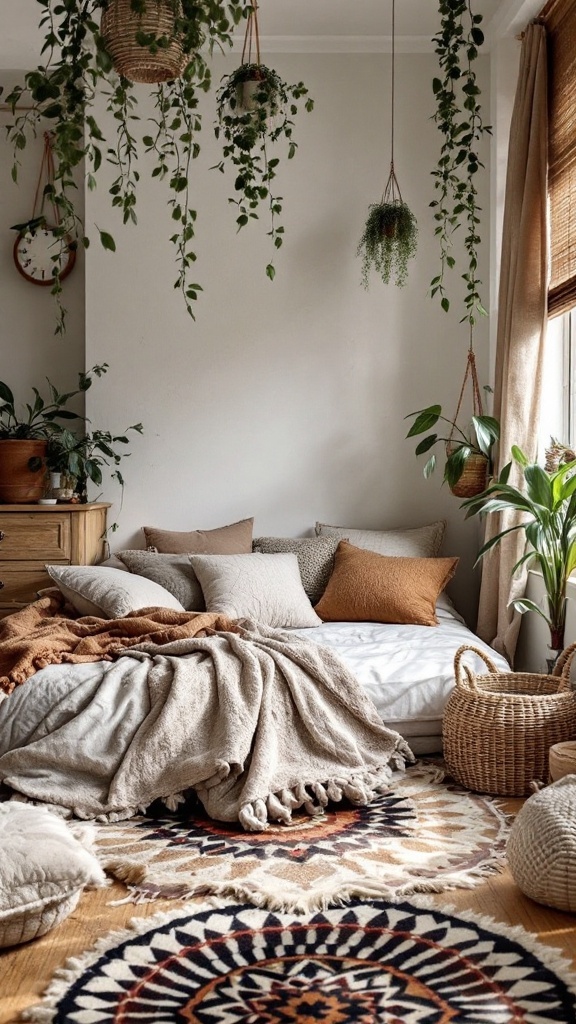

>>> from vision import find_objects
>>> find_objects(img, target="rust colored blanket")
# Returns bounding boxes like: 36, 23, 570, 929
0, 591, 239, 695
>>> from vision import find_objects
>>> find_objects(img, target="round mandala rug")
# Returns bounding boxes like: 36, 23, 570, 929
22, 897, 576, 1023
95, 761, 510, 910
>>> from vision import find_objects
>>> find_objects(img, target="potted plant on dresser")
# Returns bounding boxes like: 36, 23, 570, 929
0, 364, 142, 505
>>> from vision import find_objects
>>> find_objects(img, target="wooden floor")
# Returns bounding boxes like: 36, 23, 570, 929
2, 796, 576, 1023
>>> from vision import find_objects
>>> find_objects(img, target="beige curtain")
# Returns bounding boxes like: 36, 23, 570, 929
476, 23, 548, 665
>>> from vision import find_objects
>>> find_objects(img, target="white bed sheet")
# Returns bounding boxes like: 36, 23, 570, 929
293, 597, 510, 754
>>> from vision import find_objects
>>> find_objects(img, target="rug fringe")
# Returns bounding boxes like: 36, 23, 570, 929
105, 852, 510, 915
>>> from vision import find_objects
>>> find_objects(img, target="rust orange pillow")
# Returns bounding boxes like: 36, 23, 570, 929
313, 540, 459, 625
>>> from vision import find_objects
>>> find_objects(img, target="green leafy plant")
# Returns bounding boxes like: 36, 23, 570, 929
429, 0, 491, 322
462, 446, 576, 654
357, 200, 418, 288
213, 60, 313, 281
4, 0, 247, 330
405, 402, 499, 489
46, 423, 143, 498
0, 372, 96, 440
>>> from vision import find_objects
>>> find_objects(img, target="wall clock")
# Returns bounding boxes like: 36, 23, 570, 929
11, 131, 77, 287
13, 224, 76, 286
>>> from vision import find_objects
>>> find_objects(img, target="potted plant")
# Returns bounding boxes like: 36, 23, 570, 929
461, 446, 576, 665
357, 199, 418, 288
4, 1, 247, 329
0, 373, 88, 503
45, 423, 143, 505
0, 364, 141, 505
405, 401, 500, 496
213, 2, 313, 281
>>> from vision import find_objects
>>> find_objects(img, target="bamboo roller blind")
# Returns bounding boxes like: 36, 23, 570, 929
541, 0, 576, 317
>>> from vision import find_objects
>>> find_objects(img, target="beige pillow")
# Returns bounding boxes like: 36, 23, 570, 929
143, 517, 254, 555
45, 565, 185, 618
0, 803, 106, 948
189, 552, 322, 628
313, 541, 458, 625
252, 536, 341, 604
117, 550, 204, 611
315, 520, 446, 558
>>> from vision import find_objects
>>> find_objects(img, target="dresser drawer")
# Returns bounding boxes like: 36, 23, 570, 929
0, 562, 58, 610
0, 513, 71, 560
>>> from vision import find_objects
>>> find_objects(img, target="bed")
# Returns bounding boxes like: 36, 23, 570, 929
0, 516, 509, 827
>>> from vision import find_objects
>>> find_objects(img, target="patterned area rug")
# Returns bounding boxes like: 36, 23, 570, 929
95, 762, 510, 911
23, 897, 576, 1023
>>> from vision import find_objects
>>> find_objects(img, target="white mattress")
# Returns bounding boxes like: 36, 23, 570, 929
293, 596, 510, 754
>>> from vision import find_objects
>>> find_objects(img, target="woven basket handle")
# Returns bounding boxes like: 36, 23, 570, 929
552, 642, 576, 691
453, 644, 500, 692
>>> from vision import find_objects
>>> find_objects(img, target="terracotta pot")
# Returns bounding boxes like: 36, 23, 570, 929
0, 439, 47, 503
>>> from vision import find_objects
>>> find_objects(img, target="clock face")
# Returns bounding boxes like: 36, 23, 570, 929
13, 225, 76, 286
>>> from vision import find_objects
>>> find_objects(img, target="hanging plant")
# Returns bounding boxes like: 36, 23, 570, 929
358, 190, 418, 288
213, 3, 313, 281
356, 0, 417, 289
3, 0, 247, 331
429, 0, 491, 322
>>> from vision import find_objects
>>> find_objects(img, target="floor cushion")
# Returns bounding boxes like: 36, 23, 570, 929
0, 802, 107, 948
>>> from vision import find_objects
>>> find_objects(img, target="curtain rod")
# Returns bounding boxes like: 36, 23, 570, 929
0, 104, 36, 112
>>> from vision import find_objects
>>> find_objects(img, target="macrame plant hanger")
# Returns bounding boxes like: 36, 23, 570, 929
33, 131, 60, 231
241, 0, 261, 66
383, 0, 403, 208
447, 327, 488, 498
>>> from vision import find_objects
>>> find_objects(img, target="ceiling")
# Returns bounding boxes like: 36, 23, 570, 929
0, 0, 543, 69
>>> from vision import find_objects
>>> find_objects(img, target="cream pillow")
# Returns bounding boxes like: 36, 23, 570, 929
252, 536, 341, 603
46, 565, 185, 618
189, 552, 322, 628
143, 517, 254, 555
313, 541, 458, 625
315, 520, 446, 558
0, 803, 106, 948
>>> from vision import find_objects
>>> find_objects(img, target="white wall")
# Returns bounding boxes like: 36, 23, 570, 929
0, 73, 85, 410
0, 49, 492, 625
79, 51, 491, 623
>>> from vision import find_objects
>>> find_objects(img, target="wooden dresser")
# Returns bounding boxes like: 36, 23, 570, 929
0, 503, 110, 616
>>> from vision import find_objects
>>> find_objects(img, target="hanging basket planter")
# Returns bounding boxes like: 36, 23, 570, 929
100, 0, 188, 84
447, 450, 489, 498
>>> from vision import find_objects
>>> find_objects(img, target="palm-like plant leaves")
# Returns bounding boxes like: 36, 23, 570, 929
462, 449, 576, 651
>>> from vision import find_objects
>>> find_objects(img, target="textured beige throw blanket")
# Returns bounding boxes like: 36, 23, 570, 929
0, 623, 413, 831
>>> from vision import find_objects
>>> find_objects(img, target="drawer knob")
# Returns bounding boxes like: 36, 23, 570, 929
0, 531, 4, 541
0, 581, 4, 589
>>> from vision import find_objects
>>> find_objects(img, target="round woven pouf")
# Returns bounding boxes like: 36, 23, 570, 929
549, 740, 576, 782
507, 775, 576, 911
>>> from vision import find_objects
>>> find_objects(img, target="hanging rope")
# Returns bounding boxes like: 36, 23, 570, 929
32, 132, 59, 225
241, 1, 261, 66
382, 0, 402, 205
447, 339, 484, 453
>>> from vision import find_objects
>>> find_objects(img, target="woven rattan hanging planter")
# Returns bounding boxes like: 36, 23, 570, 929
100, 0, 188, 84
446, 346, 489, 497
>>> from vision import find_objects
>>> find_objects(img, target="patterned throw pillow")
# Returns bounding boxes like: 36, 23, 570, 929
252, 536, 341, 604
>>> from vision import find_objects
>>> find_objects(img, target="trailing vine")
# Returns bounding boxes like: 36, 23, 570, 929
213, 61, 313, 281
429, 0, 491, 323
4, 0, 247, 331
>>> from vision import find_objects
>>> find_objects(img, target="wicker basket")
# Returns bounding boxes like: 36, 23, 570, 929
549, 740, 576, 781
443, 644, 576, 796
100, 0, 188, 84
448, 452, 488, 498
